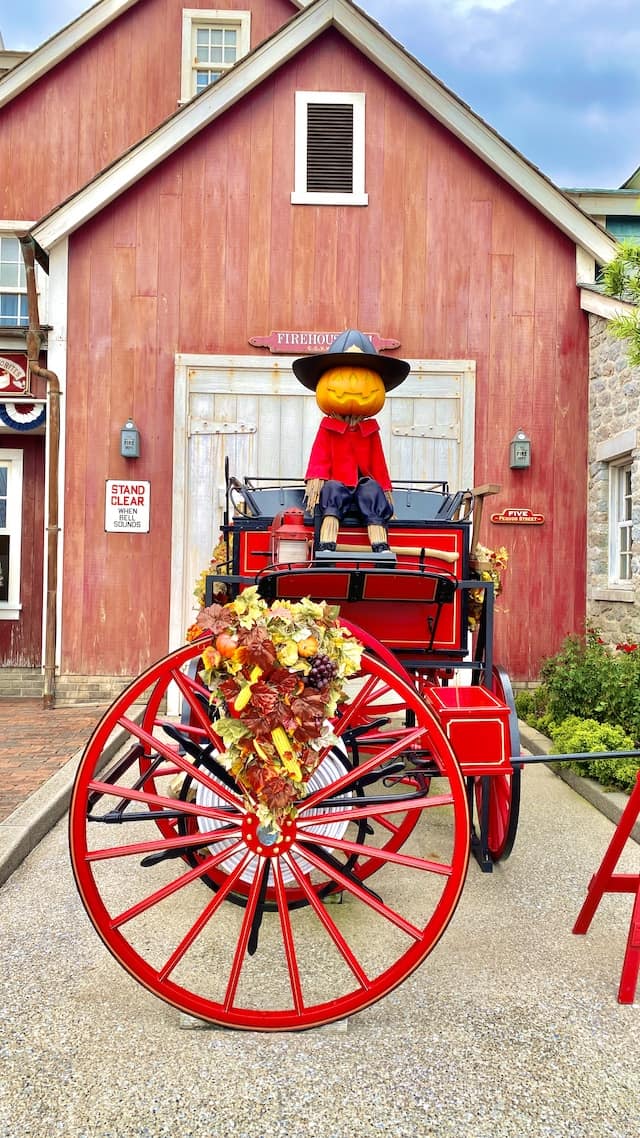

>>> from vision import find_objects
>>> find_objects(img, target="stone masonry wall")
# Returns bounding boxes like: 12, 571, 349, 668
587, 313, 639, 644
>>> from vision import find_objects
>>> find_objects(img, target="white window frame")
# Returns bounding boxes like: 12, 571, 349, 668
0, 234, 28, 328
608, 457, 633, 585
0, 222, 47, 328
291, 91, 368, 206
0, 448, 23, 620
180, 9, 251, 103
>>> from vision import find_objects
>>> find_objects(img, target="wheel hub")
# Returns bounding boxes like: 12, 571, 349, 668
243, 814, 296, 857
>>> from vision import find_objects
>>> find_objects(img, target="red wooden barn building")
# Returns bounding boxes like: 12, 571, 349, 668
0, 0, 618, 702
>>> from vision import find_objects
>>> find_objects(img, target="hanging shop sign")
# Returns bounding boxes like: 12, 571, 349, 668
0, 354, 28, 395
0, 354, 46, 430
105, 480, 150, 533
249, 331, 401, 354
491, 507, 545, 526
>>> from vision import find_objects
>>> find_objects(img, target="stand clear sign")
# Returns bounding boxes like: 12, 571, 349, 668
105, 480, 150, 532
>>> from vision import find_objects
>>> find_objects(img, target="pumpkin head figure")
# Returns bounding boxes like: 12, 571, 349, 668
292, 330, 410, 554
315, 364, 386, 419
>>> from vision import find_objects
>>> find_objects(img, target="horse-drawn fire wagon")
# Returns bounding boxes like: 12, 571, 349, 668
69, 463, 527, 1031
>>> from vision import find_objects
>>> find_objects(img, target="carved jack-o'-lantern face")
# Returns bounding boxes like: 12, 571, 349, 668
315, 366, 386, 417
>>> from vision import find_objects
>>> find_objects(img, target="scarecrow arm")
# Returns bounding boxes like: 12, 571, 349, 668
304, 478, 325, 512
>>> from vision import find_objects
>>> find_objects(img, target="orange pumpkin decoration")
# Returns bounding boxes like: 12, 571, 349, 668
297, 635, 319, 658
315, 365, 386, 418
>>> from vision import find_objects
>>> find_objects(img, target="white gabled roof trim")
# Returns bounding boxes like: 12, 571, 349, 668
0, 0, 141, 108
580, 288, 636, 320
31, 0, 618, 266
0, 0, 306, 110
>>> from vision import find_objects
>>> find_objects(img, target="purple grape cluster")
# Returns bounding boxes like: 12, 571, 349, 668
307, 653, 338, 689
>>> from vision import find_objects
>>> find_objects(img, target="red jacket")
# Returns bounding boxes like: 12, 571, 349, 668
305, 417, 392, 491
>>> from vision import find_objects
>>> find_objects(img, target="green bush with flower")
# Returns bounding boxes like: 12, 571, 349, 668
515, 628, 640, 793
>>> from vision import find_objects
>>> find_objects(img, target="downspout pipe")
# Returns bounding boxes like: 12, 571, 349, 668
20, 236, 60, 710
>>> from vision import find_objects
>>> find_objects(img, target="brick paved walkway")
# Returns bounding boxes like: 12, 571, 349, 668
0, 700, 108, 822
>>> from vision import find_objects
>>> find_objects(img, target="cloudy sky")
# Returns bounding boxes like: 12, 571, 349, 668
2, 0, 639, 188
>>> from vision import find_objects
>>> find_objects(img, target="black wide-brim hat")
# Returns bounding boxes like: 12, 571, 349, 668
292, 329, 410, 392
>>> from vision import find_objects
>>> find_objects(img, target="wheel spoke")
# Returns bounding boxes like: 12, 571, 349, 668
295, 831, 453, 876
224, 859, 271, 1010
272, 861, 304, 1013
301, 726, 428, 810
283, 855, 372, 989
118, 714, 243, 810
85, 824, 242, 863
333, 672, 384, 733
158, 850, 255, 982
110, 839, 249, 928
297, 792, 453, 829
290, 842, 424, 940
87, 778, 240, 823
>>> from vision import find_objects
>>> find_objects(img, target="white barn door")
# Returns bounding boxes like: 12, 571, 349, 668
170, 355, 475, 654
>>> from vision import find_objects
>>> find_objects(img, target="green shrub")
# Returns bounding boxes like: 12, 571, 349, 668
549, 716, 637, 793
516, 630, 640, 794
515, 686, 551, 731
536, 631, 640, 745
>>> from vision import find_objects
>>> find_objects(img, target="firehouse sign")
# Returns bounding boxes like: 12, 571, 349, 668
105, 480, 150, 532
249, 331, 401, 354
491, 507, 545, 526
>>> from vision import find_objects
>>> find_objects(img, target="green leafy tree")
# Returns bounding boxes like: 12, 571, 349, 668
602, 239, 640, 366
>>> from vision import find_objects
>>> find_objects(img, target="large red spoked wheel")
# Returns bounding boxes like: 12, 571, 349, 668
69, 640, 469, 1031
473, 664, 522, 863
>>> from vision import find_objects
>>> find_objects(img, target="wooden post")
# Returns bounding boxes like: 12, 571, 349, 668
573, 771, 640, 1004
468, 483, 501, 558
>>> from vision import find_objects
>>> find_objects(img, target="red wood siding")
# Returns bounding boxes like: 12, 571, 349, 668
61, 30, 588, 681
0, 435, 44, 666
0, 0, 295, 221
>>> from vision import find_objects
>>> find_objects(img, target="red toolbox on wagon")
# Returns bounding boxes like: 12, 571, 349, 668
422, 684, 512, 775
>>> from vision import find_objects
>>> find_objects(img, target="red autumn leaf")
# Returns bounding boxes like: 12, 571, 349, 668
248, 681, 281, 718
261, 775, 297, 814
237, 626, 278, 673
290, 690, 327, 741
218, 677, 241, 704
194, 604, 239, 637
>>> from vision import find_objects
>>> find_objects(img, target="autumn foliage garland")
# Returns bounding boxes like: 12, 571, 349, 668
186, 588, 363, 830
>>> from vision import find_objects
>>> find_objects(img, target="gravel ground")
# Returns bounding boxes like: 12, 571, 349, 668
1, 764, 639, 1138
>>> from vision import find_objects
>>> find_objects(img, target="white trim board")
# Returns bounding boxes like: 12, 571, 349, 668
0, 0, 140, 109
580, 288, 636, 321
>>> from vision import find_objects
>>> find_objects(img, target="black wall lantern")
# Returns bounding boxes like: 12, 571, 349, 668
120, 419, 141, 459
510, 428, 531, 469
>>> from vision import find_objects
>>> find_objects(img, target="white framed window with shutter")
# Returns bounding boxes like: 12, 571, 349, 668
180, 9, 250, 102
291, 91, 368, 206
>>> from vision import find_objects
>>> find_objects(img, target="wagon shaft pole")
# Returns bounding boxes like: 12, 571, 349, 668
515, 750, 640, 765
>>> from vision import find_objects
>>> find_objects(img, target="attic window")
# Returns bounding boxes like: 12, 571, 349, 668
180, 9, 250, 102
292, 92, 368, 206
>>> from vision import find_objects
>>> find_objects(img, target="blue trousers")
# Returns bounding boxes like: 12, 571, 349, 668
319, 477, 393, 526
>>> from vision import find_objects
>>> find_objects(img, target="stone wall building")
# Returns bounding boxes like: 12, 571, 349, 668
585, 296, 640, 645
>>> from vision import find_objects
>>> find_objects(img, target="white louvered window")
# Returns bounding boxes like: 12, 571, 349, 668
180, 9, 250, 102
292, 92, 368, 206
